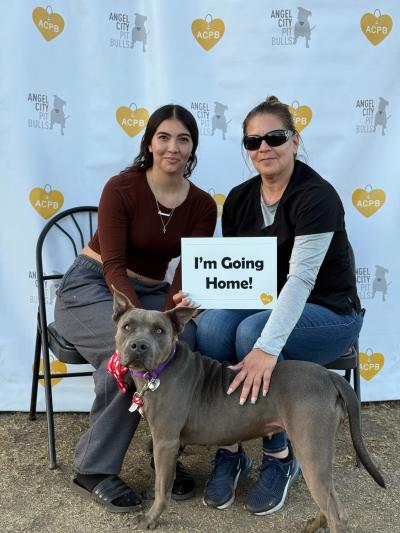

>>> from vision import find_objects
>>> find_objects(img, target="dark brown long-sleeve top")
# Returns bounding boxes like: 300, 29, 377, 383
88, 170, 217, 310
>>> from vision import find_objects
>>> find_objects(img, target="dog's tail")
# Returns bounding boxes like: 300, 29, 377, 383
329, 372, 385, 488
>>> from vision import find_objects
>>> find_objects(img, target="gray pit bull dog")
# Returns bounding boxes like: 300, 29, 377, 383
112, 289, 385, 533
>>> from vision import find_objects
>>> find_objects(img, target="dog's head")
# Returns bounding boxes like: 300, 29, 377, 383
214, 101, 228, 114
112, 287, 196, 371
134, 13, 147, 26
53, 95, 66, 108
297, 7, 312, 21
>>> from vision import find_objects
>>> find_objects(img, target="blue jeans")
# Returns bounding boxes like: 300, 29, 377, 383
196, 304, 363, 453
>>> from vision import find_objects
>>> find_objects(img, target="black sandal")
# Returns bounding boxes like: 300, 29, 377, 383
71, 475, 142, 513
150, 457, 195, 500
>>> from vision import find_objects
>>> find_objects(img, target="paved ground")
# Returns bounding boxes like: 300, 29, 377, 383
0, 402, 399, 532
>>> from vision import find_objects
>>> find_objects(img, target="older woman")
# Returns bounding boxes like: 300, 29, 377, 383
55, 104, 217, 512
196, 96, 363, 515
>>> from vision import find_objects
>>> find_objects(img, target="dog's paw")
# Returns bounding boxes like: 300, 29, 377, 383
134, 514, 158, 530
302, 516, 328, 533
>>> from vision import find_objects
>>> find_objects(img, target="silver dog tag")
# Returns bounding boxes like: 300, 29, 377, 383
148, 378, 160, 391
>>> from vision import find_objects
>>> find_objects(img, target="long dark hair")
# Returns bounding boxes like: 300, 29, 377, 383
123, 104, 199, 179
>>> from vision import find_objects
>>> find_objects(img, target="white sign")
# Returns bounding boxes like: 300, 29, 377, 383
181, 237, 277, 309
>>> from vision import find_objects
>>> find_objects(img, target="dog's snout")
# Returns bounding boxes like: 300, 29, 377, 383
131, 340, 150, 354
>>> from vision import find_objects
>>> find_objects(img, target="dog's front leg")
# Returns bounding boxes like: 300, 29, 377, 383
135, 438, 180, 530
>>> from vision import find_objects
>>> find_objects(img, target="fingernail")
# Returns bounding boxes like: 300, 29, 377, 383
239, 398, 245, 405
263, 390, 267, 397
251, 398, 256, 404
227, 388, 232, 395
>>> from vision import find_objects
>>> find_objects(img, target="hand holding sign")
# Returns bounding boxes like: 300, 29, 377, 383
172, 290, 195, 308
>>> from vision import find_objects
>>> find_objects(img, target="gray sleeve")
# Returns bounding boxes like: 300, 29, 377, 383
253, 232, 334, 356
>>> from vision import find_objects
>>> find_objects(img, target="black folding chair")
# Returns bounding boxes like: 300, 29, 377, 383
325, 340, 361, 401
29, 206, 98, 469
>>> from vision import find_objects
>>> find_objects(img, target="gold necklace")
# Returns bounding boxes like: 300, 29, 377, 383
148, 175, 177, 234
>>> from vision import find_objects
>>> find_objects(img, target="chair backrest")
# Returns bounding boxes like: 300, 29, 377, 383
36, 206, 98, 337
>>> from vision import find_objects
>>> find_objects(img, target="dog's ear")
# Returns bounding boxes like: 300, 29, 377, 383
112, 285, 135, 323
165, 306, 198, 335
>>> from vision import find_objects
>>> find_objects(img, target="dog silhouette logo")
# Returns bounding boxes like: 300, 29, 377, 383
211, 102, 231, 140
131, 13, 149, 52
374, 97, 390, 136
50, 95, 69, 136
293, 7, 315, 48
372, 266, 391, 302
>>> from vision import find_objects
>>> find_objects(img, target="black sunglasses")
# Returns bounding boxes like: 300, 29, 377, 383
243, 129, 295, 150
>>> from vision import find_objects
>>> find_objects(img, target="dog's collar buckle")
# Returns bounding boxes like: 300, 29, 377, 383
147, 377, 160, 391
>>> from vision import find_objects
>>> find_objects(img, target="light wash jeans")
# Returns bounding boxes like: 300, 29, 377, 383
196, 304, 363, 452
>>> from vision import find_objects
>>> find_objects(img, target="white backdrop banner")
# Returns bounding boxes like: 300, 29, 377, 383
1, 1, 399, 410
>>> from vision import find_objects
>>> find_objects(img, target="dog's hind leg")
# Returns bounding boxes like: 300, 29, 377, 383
289, 417, 349, 533
135, 437, 180, 530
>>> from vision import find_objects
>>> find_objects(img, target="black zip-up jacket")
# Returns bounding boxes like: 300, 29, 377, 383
222, 160, 361, 315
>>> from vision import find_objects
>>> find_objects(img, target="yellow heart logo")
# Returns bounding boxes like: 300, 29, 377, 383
289, 101, 312, 133
260, 293, 273, 305
29, 185, 64, 219
36, 356, 67, 387
352, 185, 385, 218
191, 15, 225, 51
116, 104, 149, 137
359, 350, 384, 381
32, 6, 64, 41
208, 189, 226, 217
361, 11, 393, 46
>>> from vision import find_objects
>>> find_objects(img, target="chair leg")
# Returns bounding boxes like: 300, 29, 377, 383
344, 369, 351, 383
354, 364, 361, 403
353, 366, 363, 469
29, 324, 42, 421
42, 344, 58, 469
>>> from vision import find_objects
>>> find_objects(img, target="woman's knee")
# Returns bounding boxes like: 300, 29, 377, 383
196, 310, 244, 363
235, 311, 271, 361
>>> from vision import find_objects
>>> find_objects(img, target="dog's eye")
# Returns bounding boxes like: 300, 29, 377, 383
155, 327, 164, 334
123, 324, 130, 331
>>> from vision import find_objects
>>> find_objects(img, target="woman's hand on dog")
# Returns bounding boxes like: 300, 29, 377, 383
227, 349, 278, 404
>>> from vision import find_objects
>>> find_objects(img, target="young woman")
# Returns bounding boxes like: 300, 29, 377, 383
55, 104, 217, 512
195, 96, 363, 516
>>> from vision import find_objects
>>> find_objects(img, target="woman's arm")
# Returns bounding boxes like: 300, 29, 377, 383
164, 195, 218, 310
228, 232, 333, 403
98, 178, 143, 307
254, 232, 334, 355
